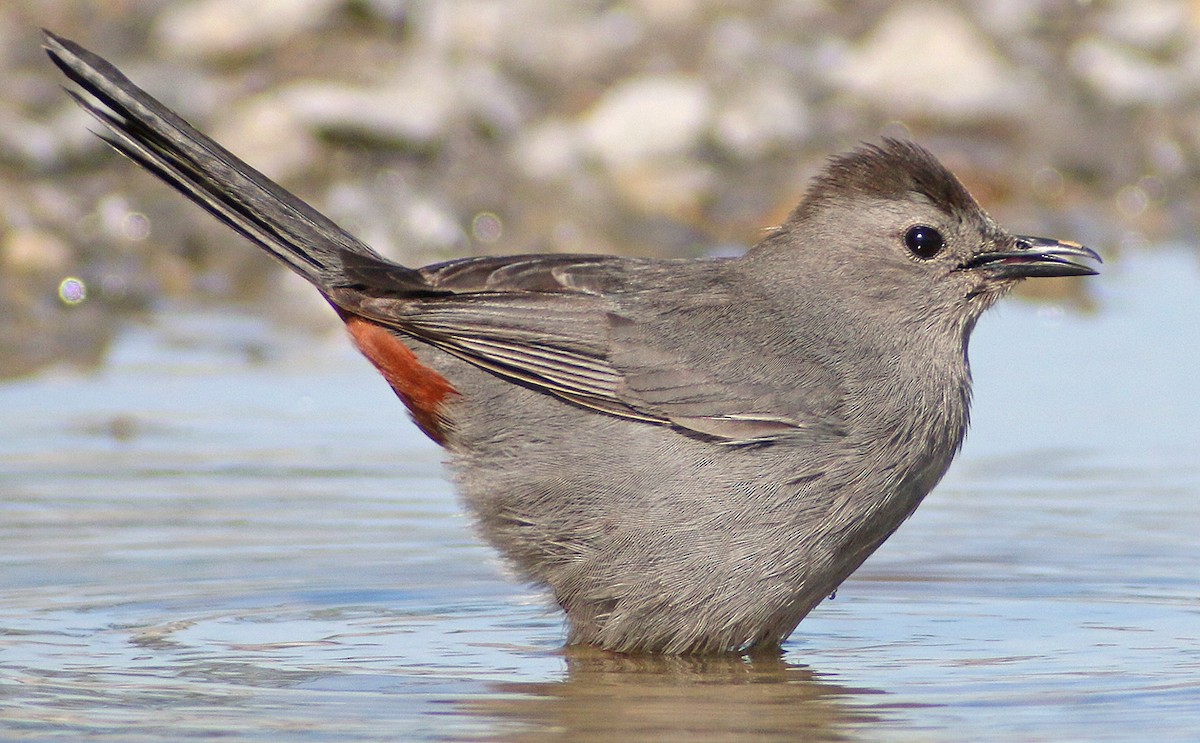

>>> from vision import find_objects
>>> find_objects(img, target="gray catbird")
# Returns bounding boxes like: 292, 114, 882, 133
45, 31, 1098, 655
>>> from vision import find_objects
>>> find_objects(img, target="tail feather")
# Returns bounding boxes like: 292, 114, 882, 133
43, 30, 426, 292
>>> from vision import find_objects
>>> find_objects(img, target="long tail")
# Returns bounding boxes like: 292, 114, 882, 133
43, 30, 427, 292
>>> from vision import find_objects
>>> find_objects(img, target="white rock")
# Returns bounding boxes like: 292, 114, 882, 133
607, 159, 714, 218
831, 2, 1025, 120
629, 0, 702, 27
212, 96, 318, 183
0, 110, 62, 167
154, 0, 342, 58
1071, 38, 1182, 106
510, 118, 583, 180
1097, 0, 1190, 49
417, 2, 641, 79
1, 227, 70, 272
456, 62, 528, 135
275, 62, 456, 147
402, 197, 466, 249
581, 74, 711, 167
713, 77, 810, 159
417, 0, 507, 57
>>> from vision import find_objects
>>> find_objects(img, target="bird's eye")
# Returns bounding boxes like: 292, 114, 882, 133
904, 225, 945, 259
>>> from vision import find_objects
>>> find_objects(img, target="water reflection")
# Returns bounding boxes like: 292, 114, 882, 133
468, 650, 883, 742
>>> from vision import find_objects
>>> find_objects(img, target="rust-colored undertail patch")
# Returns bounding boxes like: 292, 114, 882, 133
343, 315, 459, 445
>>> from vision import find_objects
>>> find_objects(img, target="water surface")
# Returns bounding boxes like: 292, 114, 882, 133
1, 249, 1197, 741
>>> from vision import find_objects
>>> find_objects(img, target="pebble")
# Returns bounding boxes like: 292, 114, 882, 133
712, 76, 810, 160
582, 74, 712, 167
510, 118, 583, 181
154, 0, 341, 58
2, 228, 71, 272
6, 0, 1199, 379
1070, 38, 1184, 106
213, 95, 319, 183
275, 75, 454, 148
830, 2, 1025, 120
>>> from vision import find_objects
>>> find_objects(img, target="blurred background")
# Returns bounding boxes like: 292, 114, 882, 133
4, 5, 1200, 740
3, 0, 1195, 377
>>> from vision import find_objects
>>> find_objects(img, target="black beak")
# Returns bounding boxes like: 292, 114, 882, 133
963, 236, 1101, 279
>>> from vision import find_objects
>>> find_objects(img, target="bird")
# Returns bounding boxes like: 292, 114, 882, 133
44, 30, 1099, 655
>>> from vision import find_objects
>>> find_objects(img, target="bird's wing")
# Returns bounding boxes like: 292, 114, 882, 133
332, 250, 848, 445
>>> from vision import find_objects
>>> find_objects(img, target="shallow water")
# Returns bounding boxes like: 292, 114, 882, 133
1, 249, 1197, 741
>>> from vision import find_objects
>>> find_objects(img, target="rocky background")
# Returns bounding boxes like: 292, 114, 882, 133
3, 0, 1196, 377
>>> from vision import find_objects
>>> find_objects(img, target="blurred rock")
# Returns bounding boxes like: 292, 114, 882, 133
1070, 38, 1185, 106
13, 0, 1200, 378
0, 110, 61, 168
1096, 0, 1191, 49
607, 159, 714, 219
831, 2, 1027, 121
582, 74, 712, 167
456, 61, 530, 136
510, 117, 583, 181
273, 71, 455, 149
712, 75, 810, 160
154, 0, 341, 59
419, 2, 642, 82
2, 227, 71, 272
212, 94, 319, 183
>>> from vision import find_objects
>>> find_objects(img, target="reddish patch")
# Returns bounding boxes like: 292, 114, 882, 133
343, 316, 459, 445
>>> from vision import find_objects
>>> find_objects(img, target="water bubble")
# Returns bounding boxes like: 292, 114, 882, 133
58, 276, 87, 305
123, 212, 151, 241
1115, 184, 1149, 219
471, 212, 503, 243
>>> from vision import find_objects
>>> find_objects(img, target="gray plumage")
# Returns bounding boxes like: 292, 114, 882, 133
44, 31, 1099, 655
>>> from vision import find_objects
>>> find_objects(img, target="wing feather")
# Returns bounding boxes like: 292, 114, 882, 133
333, 252, 846, 444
